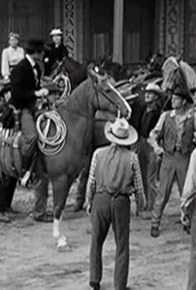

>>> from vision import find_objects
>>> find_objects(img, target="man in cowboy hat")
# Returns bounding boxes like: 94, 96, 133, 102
11, 38, 49, 161
139, 82, 163, 211
44, 28, 69, 76
10, 39, 52, 222
149, 87, 195, 237
86, 117, 146, 290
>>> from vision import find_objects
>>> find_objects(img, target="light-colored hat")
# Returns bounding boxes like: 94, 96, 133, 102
9, 32, 20, 39
104, 117, 138, 146
145, 83, 163, 95
50, 28, 63, 36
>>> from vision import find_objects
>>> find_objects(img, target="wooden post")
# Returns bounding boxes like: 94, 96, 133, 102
54, 0, 62, 27
112, 0, 124, 64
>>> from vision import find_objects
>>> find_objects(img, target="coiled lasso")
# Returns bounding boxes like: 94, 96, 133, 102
36, 110, 67, 156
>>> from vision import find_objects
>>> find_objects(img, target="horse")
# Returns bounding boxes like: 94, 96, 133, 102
34, 71, 132, 245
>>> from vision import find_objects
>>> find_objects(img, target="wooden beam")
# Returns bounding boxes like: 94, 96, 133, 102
112, 0, 124, 64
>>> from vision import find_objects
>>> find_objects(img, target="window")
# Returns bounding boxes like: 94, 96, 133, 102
90, 0, 114, 60
184, 0, 196, 63
123, 0, 155, 64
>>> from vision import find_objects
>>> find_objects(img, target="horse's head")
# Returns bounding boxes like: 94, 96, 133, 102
88, 66, 132, 119
148, 53, 165, 72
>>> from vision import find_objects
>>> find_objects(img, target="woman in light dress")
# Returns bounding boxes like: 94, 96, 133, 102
1, 32, 24, 79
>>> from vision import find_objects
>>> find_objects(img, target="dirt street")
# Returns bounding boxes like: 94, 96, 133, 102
0, 184, 191, 290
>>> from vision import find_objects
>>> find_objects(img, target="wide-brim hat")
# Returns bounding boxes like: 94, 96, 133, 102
26, 39, 44, 52
9, 32, 20, 40
190, 87, 196, 94
104, 117, 138, 146
50, 28, 63, 36
144, 82, 163, 96
173, 87, 193, 103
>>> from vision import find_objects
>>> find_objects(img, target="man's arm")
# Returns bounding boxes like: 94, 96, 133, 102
181, 149, 196, 211
148, 111, 167, 154
131, 152, 146, 210
1, 49, 9, 79
10, 65, 36, 107
85, 150, 98, 207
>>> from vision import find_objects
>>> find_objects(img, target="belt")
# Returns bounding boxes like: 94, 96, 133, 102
174, 145, 182, 152
96, 191, 129, 199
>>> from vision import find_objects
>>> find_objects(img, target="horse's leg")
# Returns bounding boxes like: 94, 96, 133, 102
51, 173, 70, 239
74, 167, 88, 212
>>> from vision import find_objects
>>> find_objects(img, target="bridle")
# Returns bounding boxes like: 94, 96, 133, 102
93, 78, 132, 119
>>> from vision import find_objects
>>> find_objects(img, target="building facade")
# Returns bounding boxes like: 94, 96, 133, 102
0, 0, 196, 68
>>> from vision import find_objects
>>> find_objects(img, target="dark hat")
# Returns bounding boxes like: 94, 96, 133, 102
173, 87, 193, 103
26, 39, 44, 52
190, 87, 196, 94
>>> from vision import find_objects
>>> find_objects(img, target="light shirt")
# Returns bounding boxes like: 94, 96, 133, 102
1, 46, 24, 78
149, 109, 194, 151
86, 145, 144, 206
181, 148, 196, 212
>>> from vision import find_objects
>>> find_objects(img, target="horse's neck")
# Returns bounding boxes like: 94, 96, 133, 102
64, 78, 95, 118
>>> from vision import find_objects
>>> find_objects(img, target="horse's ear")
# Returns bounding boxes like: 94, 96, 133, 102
176, 55, 183, 64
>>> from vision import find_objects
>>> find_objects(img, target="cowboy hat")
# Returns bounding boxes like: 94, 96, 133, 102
104, 117, 138, 146
144, 82, 163, 96
173, 87, 193, 103
9, 32, 20, 40
50, 28, 63, 36
26, 39, 44, 52
190, 87, 196, 94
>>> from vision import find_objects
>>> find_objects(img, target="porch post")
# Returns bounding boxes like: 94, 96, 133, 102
112, 0, 124, 64
54, 0, 62, 27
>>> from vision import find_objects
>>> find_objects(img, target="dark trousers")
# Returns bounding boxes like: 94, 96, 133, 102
187, 199, 196, 290
152, 151, 190, 227
90, 192, 130, 290
139, 137, 158, 210
0, 176, 17, 212
33, 176, 49, 218
20, 108, 37, 161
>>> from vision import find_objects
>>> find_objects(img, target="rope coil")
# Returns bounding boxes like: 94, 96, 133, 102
36, 110, 67, 156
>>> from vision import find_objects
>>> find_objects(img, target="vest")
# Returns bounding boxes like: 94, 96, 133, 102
95, 145, 133, 195
162, 111, 195, 155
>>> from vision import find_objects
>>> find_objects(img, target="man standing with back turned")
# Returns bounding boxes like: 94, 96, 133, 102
86, 117, 146, 290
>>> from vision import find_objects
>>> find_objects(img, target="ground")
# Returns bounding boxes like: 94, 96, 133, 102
0, 183, 191, 290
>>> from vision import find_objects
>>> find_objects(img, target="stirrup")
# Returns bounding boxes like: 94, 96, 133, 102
20, 170, 31, 187
19, 170, 41, 189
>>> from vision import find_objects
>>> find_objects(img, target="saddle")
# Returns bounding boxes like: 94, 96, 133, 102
0, 100, 66, 187
0, 106, 23, 180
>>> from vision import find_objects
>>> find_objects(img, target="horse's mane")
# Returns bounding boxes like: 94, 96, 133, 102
60, 77, 95, 116
161, 56, 196, 92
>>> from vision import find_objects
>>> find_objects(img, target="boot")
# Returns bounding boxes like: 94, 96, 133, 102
0, 212, 11, 223
89, 282, 100, 290
73, 200, 84, 212
150, 226, 160, 238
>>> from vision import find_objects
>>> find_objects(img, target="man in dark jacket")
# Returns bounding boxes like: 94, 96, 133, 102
138, 83, 162, 211
10, 39, 53, 223
44, 28, 69, 76
10, 39, 49, 165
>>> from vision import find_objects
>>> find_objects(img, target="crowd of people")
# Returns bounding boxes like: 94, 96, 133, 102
0, 28, 69, 223
0, 28, 196, 290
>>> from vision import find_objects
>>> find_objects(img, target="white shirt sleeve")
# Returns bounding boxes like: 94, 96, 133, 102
1, 48, 10, 78
148, 111, 167, 150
